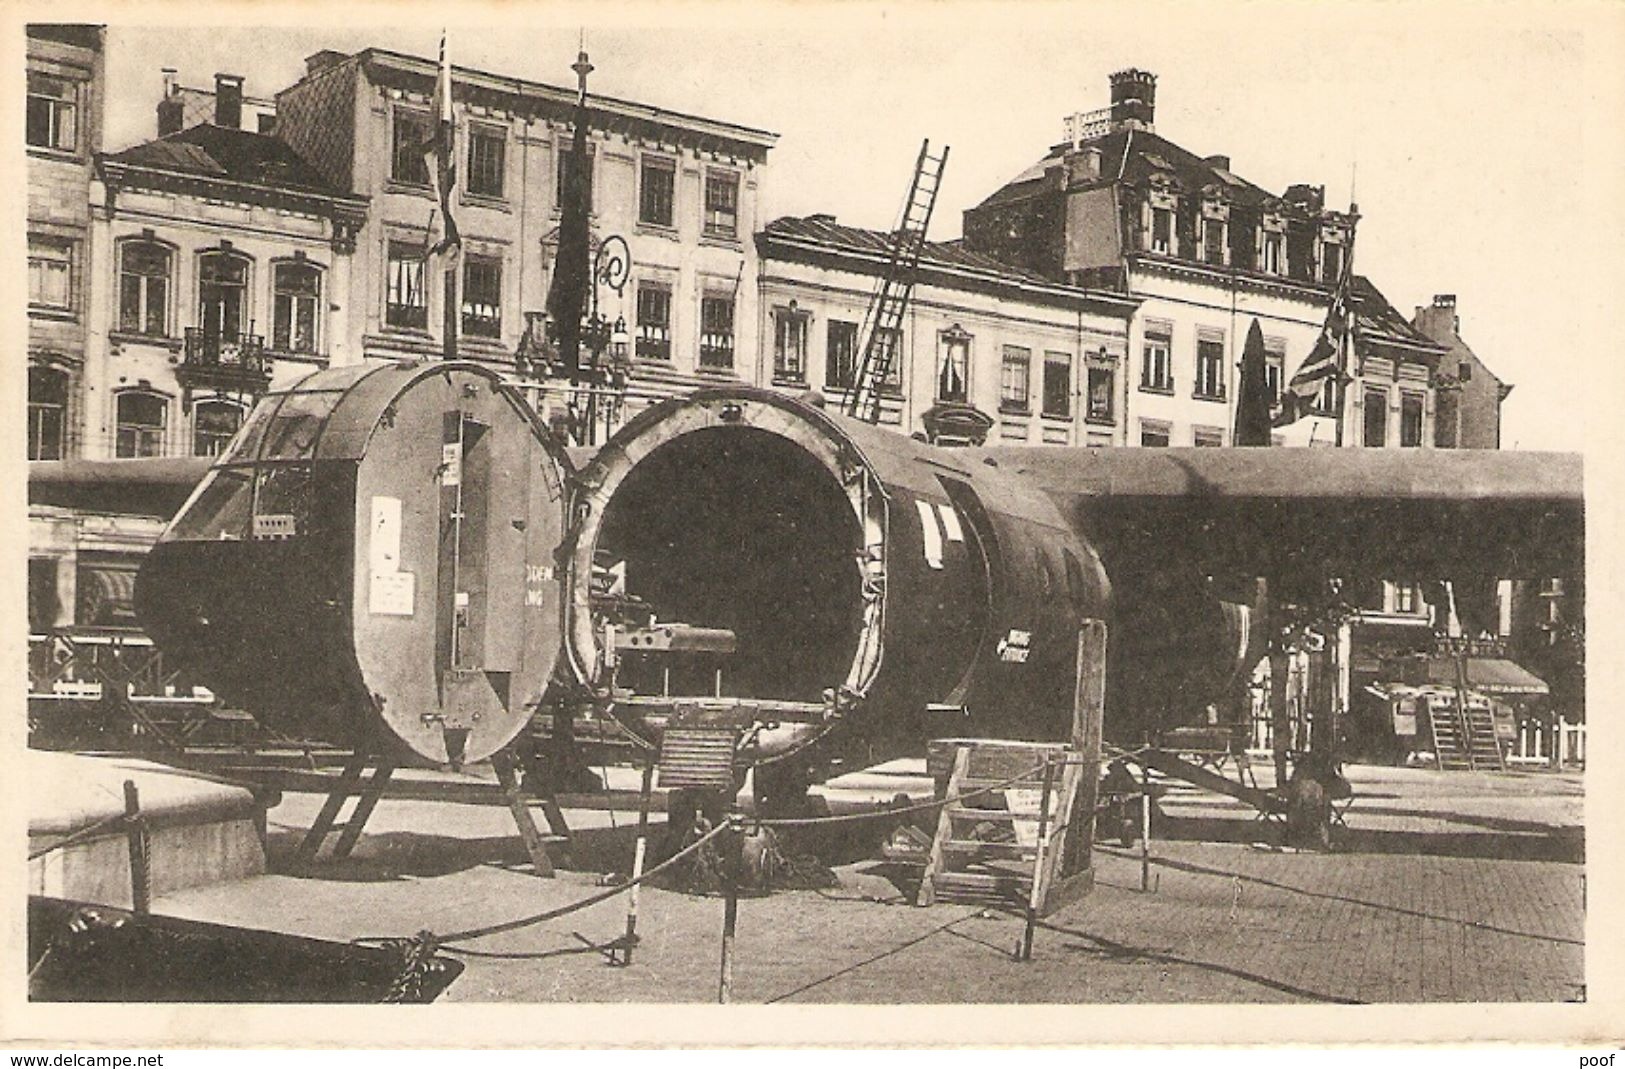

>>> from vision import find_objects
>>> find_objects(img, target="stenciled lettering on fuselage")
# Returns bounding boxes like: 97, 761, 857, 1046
997, 628, 1032, 663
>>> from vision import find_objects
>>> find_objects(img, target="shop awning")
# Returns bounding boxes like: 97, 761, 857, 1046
1425, 656, 1549, 696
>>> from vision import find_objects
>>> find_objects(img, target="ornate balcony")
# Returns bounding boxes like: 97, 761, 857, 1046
179, 328, 272, 403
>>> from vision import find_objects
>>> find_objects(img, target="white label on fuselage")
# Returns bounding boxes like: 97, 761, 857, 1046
915, 499, 944, 569
937, 502, 964, 543
370, 496, 402, 575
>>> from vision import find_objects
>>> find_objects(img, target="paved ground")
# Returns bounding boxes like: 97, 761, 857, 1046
143, 761, 1585, 1004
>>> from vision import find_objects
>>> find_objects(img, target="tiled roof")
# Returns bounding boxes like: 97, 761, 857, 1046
976, 129, 1283, 211
762, 215, 1074, 290
1352, 274, 1443, 349
103, 123, 343, 197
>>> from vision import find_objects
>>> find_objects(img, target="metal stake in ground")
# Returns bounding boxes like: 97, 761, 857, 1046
123, 780, 150, 914
1140, 762, 1153, 893
717, 812, 743, 1004
621, 758, 657, 967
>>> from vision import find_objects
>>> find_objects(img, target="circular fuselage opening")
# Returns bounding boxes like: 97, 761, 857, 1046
593, 425, 865, 703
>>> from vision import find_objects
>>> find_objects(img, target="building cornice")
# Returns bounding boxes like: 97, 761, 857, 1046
358, 49, 778, 162
98, 158, 369, 228
1126, 252, 1332, 304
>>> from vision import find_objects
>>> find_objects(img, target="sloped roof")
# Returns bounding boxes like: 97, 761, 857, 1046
103, 123, 344, 197
1352, 274, 1445, 349
764, 215, 1064, 288
974, 128, 1279, 212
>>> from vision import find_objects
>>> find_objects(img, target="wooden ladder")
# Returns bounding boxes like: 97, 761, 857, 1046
916, 740, 1092, 918
915, 620, 1107, 921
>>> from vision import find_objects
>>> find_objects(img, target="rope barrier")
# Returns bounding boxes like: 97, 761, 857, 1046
356, 753, 1066, 967
354, 818, 732, 951
27, 811, 130, 862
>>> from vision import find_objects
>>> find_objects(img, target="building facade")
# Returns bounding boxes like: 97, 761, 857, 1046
1412, 293, 1513, 449
87, 84, 369, 461
272, 47, 777, 436
755, 215, 1138, 443
27, 24, 105, 465
961, 69, 1445, 450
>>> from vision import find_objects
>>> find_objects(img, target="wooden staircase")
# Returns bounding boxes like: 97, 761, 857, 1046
1429, 697, 1505, 772
916, 740, 1093, 916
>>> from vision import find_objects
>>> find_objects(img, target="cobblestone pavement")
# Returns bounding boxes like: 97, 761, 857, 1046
153, 763, 1584, 1004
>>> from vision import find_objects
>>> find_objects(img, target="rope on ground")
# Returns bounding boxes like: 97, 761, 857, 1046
353, 818, 732, 951
753, 759, 1056, 828
27, 811, 131, 862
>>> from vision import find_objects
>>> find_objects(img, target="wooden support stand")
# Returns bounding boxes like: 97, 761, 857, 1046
293, 746, 572, 875
916, 621, 1106, 923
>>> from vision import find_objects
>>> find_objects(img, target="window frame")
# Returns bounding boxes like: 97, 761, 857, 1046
699, 292, 736, 369
1086, 364, 1114, 424
26, 72, 79, 153
1193, 333, 1227, 401
1139, 419, 1172, 447
28, 236, 74, 313
1399, 391, 1425, 448
196, 249, 253, 338
702, 169, 740, 240
773, 306, 810, 384
1201, 213, 1227, 266
634, 281, 673, 361
461, 255, 504, 340
192, 398, 247, 457
114, 389, 170, 459
28, 364, 70, 461
1042, 350, 1073, 419
116, 238, 173, 336
999, 344, 1031, 413
270, 258, 323, 355
638, 154, 677, 229
1140, 324, 1174, 393
1363, 386, 1389, 447
936, 328, 971, 404
390, 107, 432, 188
385, 241, 429, 332
465, 123, 508, 200
825, 319, 859, 389
1192, 426, 1225, 447
1263, 338, 1287, 404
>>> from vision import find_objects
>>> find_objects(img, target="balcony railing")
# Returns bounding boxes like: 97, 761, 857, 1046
180, 329, 272, 395
184, 328, 268, 370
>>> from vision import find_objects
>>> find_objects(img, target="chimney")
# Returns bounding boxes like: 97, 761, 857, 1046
305, 50, 348, 76
1108, 68, 1156, 132
214, 73, 244, 129
1205, 154, 1231, 172
1412, 294, 1460, 343
157, 68, 183, 136
1066, 145, 1102, 184
1284, 183, 1325, 213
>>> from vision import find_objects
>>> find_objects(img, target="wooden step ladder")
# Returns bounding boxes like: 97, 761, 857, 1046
917, 740, 1092, 917
915, 621, 1106, 923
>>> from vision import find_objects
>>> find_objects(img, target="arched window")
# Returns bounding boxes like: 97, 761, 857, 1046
28, 364, 68, 460
115, 390, 168, 458
272, 260, 322, 354
118, 239, 172, 335
193, 399, 245, 457
198, 250, 251, 338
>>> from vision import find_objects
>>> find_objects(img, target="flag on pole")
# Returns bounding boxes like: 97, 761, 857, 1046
546, 48, 594, 386
1274, 224, 1357, 427
423, 32, 460, 256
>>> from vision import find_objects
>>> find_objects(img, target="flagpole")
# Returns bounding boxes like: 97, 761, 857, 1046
1334, 205, 1357, 447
